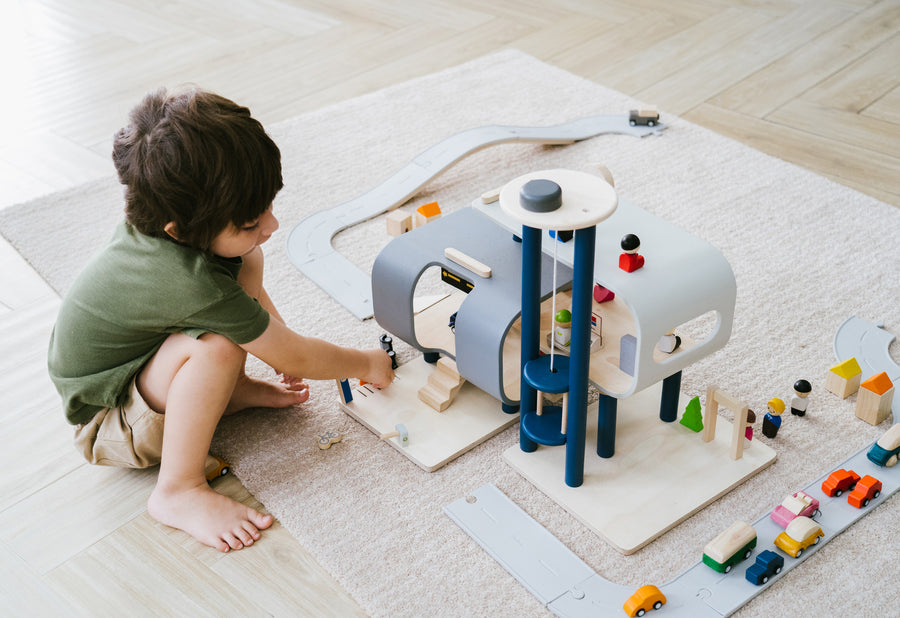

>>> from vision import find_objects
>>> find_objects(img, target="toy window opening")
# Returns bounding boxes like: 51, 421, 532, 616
653, 310, 720, 365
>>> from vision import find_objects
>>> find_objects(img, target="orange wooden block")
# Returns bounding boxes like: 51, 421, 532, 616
414, 201, 441, 227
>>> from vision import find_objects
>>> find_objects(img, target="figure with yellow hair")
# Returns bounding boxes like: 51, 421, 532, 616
762, 397, 785, 439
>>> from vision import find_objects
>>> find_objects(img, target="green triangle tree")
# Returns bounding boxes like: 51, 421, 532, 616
680, 395, 703, 432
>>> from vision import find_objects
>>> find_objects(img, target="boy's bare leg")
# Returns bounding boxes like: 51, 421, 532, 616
140, 333, 274, 552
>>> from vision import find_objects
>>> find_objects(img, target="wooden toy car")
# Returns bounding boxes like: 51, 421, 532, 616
628, 106, 659, 127
745, 549, 784, 585
847, 474, 882, 508
204, 454, 230, 482
769, 491, 820, 528
821, 468, 860, 497
623, 584, 666, 617
867, 423, 900, 467
702, 520, 757, 573
774, 516, 823, 558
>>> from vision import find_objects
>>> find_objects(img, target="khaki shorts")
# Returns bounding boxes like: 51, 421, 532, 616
73, 378, 165, 468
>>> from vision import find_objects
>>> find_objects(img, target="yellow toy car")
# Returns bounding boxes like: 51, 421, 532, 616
623, 584, 666, 617
774, 516, 823, 558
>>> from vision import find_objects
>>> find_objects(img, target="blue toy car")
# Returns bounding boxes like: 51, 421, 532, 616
745, 550, 784, 585
867, 423, 900, 467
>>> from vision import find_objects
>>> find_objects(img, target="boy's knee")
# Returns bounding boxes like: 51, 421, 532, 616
196, 333, 244, 367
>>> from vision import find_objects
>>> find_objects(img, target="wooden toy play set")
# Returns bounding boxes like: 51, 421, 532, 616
288, 114, 898, 616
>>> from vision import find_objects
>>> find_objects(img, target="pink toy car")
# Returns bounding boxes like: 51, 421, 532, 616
769, 491, 820, 528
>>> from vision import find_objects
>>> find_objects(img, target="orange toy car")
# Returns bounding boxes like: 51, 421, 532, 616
623, 584, 666, 617
821, 468, 860, 497
847, 474, 882, 508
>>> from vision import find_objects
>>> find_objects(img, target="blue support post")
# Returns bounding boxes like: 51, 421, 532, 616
596, 393, 618, 458
660, 371, 682, 422
564, 226, 596, 487
519, 224, 542, 453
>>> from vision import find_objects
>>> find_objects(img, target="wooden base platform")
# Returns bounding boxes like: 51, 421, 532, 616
504, 383, 776, 554
340, 356, 519, 472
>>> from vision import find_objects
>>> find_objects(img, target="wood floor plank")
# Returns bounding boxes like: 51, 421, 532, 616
803, 31, 900, 112
768, 98, 900, 159
711, 0, 900, 117
635, 2, 855, 114
683, 102, 900, 206
593, 5, 776, 96
511, 15, 620, 60
0, 463, 157, 574
864, 84, 900, 124
553, 12, 697, 78
271, 17, 538, 119
0, 539, 72, 616
45, 515, 272, 617
0, 399, 83, 512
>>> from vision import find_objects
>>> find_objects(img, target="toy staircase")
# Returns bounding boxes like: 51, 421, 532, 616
418, 357, 465, 412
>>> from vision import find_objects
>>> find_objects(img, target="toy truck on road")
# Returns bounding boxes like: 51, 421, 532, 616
702, 521, 757, 573
745, 550, 784, 585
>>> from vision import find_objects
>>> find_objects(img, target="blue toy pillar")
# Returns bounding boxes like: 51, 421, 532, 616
564, 226, 595, 487
500, 169, 618, 489
519, 224, 542, 453
660, 371, 682, 422
596, 393, 617, 458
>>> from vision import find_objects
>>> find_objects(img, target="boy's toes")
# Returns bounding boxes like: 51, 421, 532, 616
250, 511, 274, 530
235, 526, 256, 547
223, 533, 245, 551
242, 521, 262, 541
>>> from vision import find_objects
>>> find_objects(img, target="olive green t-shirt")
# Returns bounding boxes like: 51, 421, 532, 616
48, 222, 270, 425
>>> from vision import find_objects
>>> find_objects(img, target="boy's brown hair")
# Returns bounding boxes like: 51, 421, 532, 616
112, 86, 283, 251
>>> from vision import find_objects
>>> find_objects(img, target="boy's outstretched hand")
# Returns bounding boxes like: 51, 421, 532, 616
363, 349, 395, 389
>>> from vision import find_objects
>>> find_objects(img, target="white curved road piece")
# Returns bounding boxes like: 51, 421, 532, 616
834, 315, 899, 417
286, 115, 664, 319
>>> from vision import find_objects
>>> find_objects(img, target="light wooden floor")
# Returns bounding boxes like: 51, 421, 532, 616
2, 1, 897, 615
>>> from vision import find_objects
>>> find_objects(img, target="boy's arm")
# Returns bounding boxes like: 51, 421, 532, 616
241, 319, 394, 388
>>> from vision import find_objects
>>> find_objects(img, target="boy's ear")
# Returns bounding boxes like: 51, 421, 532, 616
163, 222, 180, 241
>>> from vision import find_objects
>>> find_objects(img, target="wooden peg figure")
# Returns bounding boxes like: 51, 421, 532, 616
656, 329, 682, 354
762, 398, 784, 438
554, 309, 572, 349
791, 379, 811, 417
744, 409, 756, 446
619, 233, 644, 272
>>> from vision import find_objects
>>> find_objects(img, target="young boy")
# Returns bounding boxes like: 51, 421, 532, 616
48, 87, 394, 553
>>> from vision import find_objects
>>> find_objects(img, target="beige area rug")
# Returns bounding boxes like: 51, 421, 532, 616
3, 50, 899, 616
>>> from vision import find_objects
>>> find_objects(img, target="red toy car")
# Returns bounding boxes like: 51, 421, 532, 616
847, 474, 882, 508
821, 468, 860, 497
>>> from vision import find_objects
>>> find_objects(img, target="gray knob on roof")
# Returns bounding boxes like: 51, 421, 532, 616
519, 179, 562, 213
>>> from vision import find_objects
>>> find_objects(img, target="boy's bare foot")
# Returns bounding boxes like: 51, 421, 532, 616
148, 481, 273, 552
226, 374, 309, 414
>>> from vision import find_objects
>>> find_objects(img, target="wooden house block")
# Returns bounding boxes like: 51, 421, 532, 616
386, 209, 412, 236
825, 357, 862, 399
414, 201, 441, 228
855, 371, 894, 426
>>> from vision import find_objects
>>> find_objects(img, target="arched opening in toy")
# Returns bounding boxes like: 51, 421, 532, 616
412, 264, 466, 356
652, 310, 720, 365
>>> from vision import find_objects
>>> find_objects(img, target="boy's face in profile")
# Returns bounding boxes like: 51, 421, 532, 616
209, 204, 279, 258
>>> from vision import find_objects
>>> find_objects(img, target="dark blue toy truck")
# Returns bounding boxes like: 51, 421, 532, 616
745, 550, 784, 585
